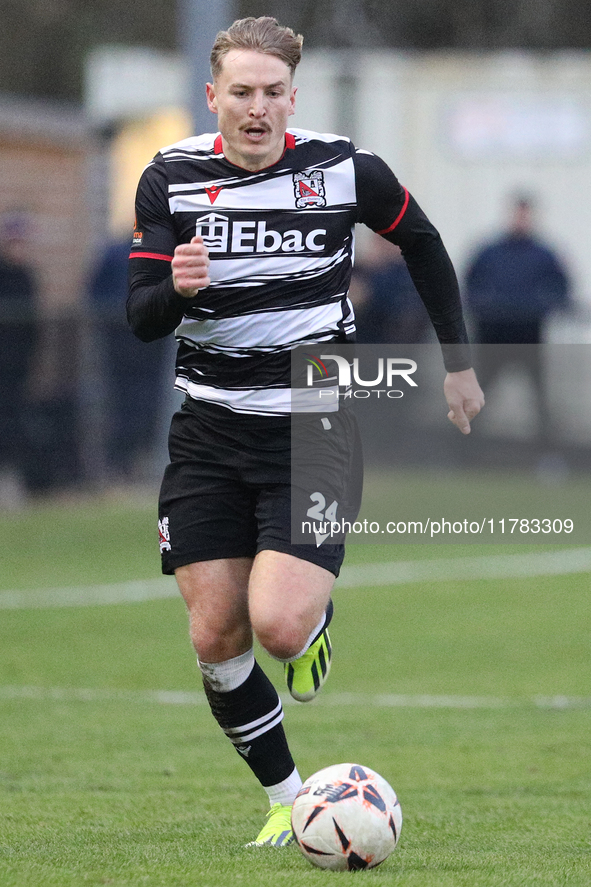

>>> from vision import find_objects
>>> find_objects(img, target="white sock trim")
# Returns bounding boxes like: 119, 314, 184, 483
265, 766, 303, 807
198, 648, 255, 693
269, 611, 327, 664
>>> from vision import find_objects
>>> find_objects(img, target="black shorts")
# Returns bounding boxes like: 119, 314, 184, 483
158, 397, 363, 577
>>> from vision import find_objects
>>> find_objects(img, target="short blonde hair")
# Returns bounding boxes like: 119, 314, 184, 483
210, 17, 303, 80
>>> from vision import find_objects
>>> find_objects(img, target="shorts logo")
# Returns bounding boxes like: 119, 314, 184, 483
158, 517, 171, 553
132, 231, 143, 246
293, 170, 326, 207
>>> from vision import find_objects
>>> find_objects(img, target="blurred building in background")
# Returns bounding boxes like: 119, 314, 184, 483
81, 52, 191, 491
0, 98, 90, 505
292, 49, 591, 325
0, 45, 192, 501
0, 1, 590, 499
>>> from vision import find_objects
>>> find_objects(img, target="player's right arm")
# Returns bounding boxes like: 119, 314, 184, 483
354, 150, 470, 370
127, 157, 209, 342
354, 149, 484, 433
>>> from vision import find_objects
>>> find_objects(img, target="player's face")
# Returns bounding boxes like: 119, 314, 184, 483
206, 49, 296, 171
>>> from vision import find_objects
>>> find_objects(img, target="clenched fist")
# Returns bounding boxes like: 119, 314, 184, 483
171, 236, 211, 298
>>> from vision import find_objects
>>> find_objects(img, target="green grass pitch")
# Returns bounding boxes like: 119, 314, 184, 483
0, 489, 590, 885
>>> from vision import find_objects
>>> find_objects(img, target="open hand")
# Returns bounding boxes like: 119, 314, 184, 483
444, 367, 485, 434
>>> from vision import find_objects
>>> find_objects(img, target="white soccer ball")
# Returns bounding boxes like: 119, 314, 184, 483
291, 762, 402, 871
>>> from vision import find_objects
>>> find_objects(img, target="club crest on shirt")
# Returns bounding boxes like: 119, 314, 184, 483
293, 170, 326, 208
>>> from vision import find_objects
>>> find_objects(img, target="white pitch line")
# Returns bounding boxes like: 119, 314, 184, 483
0, 578, 179, 610
0, 547, 590, 610
0, 684, 589, 710
0, 685, 206, 706
336, 546, 591, 589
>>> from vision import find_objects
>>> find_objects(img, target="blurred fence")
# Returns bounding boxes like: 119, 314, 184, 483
0, 303, 178, 506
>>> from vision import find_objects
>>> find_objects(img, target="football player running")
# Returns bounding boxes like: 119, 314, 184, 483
128, 16, 484, 848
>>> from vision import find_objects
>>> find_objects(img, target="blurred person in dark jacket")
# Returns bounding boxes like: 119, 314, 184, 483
465, 194, 571, 345
90, 238, 168, 483
465, 194, 572, 443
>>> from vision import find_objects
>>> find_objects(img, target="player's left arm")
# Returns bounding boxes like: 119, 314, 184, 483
354, 149, 484, 432
443, 368, 485, 435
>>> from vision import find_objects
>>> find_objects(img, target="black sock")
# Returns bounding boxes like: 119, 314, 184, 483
202, 660, 296, 787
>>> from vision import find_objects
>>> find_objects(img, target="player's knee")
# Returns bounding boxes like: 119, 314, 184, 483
254, 616, 305, 661
189, 615, 251, 663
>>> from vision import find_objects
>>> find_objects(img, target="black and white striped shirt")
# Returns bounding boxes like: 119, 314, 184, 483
128, 128, 469, 415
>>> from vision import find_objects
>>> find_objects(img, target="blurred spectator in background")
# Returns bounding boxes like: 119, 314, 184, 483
465, 193, 571, 345
350, 235, 432, 344
0, 211, 83, 500
0, 211, 38, 505
90, 238, 168, 484
464, 193, 572, 443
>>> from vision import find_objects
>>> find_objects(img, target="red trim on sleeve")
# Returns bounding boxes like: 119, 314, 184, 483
376, 187, 410, 235
214, 134, 223, 154
285, 132, 296, 150
129, 251, 173, 262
